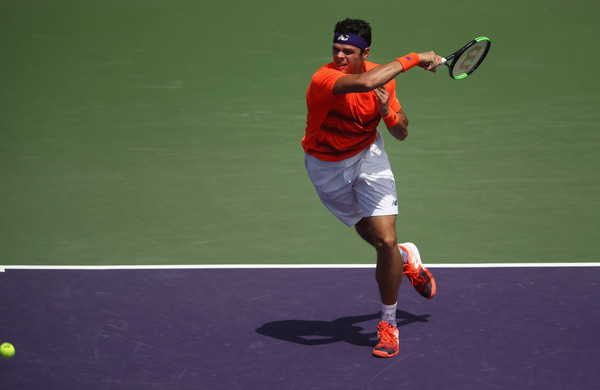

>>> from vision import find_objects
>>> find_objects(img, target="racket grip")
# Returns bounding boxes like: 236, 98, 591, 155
441, 58, 447, 65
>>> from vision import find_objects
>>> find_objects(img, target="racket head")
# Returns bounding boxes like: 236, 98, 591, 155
446, 36, 491, 79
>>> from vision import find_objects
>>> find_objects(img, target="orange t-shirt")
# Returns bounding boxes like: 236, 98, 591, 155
302, 61, 401, 161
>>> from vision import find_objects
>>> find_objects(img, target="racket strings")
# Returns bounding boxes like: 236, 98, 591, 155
452, 41, 490, 78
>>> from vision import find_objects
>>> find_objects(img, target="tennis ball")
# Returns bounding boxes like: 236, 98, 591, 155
1, 343, 15, 359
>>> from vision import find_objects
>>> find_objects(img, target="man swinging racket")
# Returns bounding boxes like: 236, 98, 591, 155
302, 18, 442, 358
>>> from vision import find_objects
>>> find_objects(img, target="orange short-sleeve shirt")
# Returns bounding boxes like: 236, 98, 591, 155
302, 61, 401, 161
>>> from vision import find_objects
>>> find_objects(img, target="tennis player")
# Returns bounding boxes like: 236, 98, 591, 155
302, 18, 442, 358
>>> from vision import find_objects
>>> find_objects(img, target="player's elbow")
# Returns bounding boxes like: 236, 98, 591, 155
354, 74, 380, 92
361, 78, 381, 92
390, 124, 408, 141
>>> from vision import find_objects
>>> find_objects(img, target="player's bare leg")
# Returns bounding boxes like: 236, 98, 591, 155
357, 215, 404, 357
355, 217, 374, 246
355, 216, 403, 305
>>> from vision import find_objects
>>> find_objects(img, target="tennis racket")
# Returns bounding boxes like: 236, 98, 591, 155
441, 36, 491, 80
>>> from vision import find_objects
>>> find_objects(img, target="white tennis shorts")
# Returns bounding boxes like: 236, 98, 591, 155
305, 132, 398, 227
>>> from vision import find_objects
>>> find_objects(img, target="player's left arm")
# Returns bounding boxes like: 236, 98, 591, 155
388, 109, 408, 141
374, 86, 408, 141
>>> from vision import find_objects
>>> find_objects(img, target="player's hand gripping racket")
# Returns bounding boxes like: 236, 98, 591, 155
441, 36, 491, 79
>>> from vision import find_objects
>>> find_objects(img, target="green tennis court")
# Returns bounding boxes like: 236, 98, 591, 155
1, 0, 598, 267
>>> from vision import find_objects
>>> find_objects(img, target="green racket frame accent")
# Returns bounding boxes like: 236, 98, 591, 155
446, 36, 491, 80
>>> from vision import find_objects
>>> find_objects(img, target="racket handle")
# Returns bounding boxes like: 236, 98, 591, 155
441, 58, 447, 65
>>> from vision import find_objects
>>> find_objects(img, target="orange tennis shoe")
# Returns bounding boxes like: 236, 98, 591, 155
373, 321, 399, 358
399, 242, 436, 299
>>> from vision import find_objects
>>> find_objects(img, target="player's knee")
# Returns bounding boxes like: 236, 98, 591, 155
374, 235, 398, 255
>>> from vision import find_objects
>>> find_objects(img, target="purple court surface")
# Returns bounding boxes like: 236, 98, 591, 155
0, 266, 598, 389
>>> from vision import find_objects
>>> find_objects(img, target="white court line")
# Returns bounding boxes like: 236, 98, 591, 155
1, 262, 599, 272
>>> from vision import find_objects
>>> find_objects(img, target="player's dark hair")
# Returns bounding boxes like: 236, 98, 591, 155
334, 18, 372, 48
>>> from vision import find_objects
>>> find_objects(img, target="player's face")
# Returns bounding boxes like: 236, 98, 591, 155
332, 43, 369, 74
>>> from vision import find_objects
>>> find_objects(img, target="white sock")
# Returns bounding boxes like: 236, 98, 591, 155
398, 246, 408, 264
381, 302, 397, 326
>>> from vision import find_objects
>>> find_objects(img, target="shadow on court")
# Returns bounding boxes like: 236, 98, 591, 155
256, 311, 429, 347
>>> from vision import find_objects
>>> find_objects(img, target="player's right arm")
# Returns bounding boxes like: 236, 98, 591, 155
333, 61, 403, 94
333, 51, 442, 95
